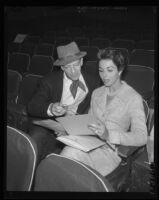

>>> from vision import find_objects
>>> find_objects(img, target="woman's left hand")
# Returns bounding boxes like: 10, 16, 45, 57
88, 120, 109, 140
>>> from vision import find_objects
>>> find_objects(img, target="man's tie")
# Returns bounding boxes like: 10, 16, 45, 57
70, 79, 86, 98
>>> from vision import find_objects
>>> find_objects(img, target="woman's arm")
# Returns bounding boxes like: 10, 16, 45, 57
108, 96, 148, 146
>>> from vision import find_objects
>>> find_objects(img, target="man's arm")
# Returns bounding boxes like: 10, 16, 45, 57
27, 78, 52, 118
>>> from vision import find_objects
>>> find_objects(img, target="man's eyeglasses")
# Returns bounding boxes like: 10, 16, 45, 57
64, 59, 81, 68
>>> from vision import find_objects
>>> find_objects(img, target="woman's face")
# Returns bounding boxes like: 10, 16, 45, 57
99, 59, 122, 87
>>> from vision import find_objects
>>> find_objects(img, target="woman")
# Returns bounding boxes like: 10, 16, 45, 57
60, 48, 148, 176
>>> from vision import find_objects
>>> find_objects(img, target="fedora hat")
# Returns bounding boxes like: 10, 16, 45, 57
54, 41, 87, 66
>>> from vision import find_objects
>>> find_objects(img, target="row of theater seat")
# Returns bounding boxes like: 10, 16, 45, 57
41, 26, 154, 40
7, 101, 154, 191
8, 37, 155, 56
7, 48, 155, 76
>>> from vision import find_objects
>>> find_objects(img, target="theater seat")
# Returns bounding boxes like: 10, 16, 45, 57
8, 52, 30, 74
33, 153, 114, 192
7, 126, 38, 191
7, 74, 42, 132
129, 49, 155, 69
7, 70, 22, 104
122, 65, 154, 97
80, 46, 99, 61
111, 39, 135, 53
28, 55, 54, 75
34, 43, 54, 57
135, 40, 154, 50
91, 38, 111, 49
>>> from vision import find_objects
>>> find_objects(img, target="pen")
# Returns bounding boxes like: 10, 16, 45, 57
106, 142, 116, 152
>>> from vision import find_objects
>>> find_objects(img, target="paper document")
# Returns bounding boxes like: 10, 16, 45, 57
57, 135, 105, 152
33, 119, 65, 133
56, 114, 97, 136
14, 34, 27, 43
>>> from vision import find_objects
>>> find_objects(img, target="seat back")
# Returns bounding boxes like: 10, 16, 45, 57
148, 108, 154, 136
74, 37, 89, 47
68, 27, 83, 38
17, 74, 43, 106
135, 40, 154, 50
8, 52, 30, 74
34, 43, 54, 57
44, 30, 56, 39
122, 65, 154, 95
91, 38, 111, 49
40, 36, 56, 45
130, 49, 155, 69
7, 70, 22, 104
7, 126, 37, 191
80, 46, 99, 61
111, 39, 135, 53
146, 109, 154, 163
28, 55, 54, 75
143, 99, 150, 123
56, 29, 70, 38
83, 60, 98, 75
34, 153, 114, 192
8, 42, 21, 54
23, 35, 40, 45
55, 37, 72, 47
20, 42, 36, 57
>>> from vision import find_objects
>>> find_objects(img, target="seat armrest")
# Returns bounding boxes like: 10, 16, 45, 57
117, 145, 145, 159
7, 103, 27, 116
141, 90, 154, 102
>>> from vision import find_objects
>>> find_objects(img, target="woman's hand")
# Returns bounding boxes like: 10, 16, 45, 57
88, 119, 109, 140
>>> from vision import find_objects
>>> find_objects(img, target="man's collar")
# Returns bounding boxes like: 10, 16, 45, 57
63, 72, 83, 83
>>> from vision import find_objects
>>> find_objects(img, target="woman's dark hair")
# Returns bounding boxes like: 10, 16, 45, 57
97, 48, 129, 71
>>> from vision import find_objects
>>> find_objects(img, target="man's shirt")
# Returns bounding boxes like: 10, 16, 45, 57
47, 73, 88, 116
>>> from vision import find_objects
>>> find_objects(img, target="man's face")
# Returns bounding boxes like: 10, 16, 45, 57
61, 58, 83, 80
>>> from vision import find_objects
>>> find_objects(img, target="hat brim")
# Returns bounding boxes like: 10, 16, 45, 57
53, 51, 87, 66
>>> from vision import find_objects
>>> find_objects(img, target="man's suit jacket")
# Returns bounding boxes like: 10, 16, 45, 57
27, 69, 101, 119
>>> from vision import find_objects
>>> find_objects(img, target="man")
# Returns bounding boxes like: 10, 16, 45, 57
27, 41, 100, 162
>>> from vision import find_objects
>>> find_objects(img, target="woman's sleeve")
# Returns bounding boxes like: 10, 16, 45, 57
88, 91, 95, 115
108, 96, 148, 146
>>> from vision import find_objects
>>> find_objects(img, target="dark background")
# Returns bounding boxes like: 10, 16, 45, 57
5, 6, 156, 43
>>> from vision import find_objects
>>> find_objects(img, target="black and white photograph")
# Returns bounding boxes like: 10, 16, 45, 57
4, 5, 157, 198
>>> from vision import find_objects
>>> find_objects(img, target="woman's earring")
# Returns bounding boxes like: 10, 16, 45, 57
119, 71, 122, 76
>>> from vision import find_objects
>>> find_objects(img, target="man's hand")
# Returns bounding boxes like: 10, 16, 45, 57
50, 102, 67, 116
54, 131, 67, 137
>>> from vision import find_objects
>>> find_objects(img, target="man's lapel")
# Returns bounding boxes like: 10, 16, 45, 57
81, 70, 90, 94
77, 71, 90, 114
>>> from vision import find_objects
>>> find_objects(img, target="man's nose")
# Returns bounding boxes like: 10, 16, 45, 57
71, 66, 75, 73
103, 73, 107, 78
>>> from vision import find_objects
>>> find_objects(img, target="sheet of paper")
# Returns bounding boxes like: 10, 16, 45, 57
33, 119, 65, 133
56, 114, 97, 136
13, 34, 27, 43
57, 135, 105, 152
